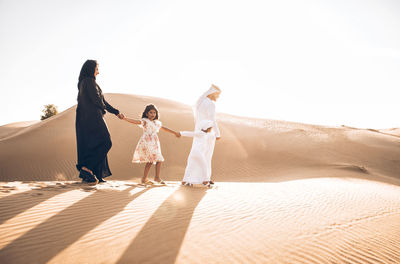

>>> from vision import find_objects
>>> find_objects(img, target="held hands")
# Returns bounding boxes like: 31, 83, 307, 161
117, 113, 125, 120
175, 131, 181, 138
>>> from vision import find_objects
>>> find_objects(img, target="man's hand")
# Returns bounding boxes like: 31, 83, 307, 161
117, 113, 125, 119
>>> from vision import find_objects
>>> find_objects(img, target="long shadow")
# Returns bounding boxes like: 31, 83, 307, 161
0, 183, 78, 225
0, 185, 149, 264
117, 186, 207, 264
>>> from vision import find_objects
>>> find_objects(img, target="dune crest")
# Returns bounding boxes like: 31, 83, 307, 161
0, 93, 399, 184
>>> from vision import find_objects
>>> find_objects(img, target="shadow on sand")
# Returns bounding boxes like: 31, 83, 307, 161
117, 186, 207, 264
0, 184, 150, 263
0, 183, 83, 225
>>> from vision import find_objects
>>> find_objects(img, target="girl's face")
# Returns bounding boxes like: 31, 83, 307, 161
94, 64, 99, 77
207, 92, 220, 102
146, 109, 157, 120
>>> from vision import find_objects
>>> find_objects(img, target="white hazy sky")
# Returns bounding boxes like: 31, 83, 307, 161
1, 0, 399, 128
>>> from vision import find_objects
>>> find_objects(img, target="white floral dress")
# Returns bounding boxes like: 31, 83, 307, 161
132, 118, 164, 164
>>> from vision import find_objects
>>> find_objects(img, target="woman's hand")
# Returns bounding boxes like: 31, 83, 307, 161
117, 113, 125, 119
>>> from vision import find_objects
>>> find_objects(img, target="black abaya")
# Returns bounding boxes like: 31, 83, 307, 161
75, 77, 119, 179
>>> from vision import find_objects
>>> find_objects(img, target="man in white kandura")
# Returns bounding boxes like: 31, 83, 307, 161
180, 84, 222, 186
179, 120, 217, 187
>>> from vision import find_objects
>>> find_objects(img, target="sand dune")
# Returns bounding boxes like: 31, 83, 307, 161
0, 120, 39, 140
379, 128, 400, 137
0, 93, 399, 184
1, 93, 400, 263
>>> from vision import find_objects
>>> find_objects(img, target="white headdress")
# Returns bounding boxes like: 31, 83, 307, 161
194, 85, 220, 117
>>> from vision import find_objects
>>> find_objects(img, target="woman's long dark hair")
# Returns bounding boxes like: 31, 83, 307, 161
142, 104, 159, 120
78, 60, 97, 88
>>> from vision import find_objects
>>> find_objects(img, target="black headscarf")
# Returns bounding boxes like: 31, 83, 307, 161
78, 60, 97, 89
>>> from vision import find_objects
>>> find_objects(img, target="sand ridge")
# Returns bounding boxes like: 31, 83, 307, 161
0, 93, 400, 263
0, 93, 399, 185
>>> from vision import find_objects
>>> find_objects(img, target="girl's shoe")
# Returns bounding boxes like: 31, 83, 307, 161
154, 179, 166, 185
141, 180, 154, 185
184, 182, 193, 187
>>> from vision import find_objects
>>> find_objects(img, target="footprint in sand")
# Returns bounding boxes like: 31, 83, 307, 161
82, 187, 96, 192
2, 186, 16, 189
0, 186, 16, 193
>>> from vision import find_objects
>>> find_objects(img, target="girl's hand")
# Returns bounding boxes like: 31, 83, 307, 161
216, 137, 221, 140
175, 132, 181, 138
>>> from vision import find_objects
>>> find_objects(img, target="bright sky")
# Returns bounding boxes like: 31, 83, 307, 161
1, 0, 399, 128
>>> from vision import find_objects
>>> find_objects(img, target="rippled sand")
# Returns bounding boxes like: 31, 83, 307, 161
0, 179, 399, 263
1, 93, 400, 263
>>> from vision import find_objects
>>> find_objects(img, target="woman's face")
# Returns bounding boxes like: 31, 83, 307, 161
94, 64, 99, 77
207, 92, 221, 102
146, 109, 157, 120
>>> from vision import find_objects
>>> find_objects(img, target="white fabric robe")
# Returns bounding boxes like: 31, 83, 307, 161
195, 97, 220, 137
181, 130, 216, 184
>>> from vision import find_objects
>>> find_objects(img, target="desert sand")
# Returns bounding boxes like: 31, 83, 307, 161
0, 93, 400, 263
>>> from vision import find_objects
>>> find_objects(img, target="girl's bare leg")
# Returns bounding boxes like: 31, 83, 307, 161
154, 162, 163, 182
142, 163, 152, 183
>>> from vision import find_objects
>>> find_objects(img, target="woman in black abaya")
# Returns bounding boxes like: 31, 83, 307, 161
76, 60, 124, 183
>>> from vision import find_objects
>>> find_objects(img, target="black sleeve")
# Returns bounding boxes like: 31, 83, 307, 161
84, 79, 106, 111
103, 98, 120, 115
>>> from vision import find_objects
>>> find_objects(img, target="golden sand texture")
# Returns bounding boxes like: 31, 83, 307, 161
1, 93, 400, 263
0, 121, 39, 140
0, 180, 399, 263
0, 94, 399, 185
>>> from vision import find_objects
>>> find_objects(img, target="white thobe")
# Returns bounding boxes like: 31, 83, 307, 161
195, 98, 220, 138
181, 130, 216, 184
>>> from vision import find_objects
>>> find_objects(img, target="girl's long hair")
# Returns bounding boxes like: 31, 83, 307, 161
141, 104, 159, 120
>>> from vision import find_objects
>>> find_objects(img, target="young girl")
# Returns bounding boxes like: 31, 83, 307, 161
179, 120, 216, 187
123, 104, 180, 185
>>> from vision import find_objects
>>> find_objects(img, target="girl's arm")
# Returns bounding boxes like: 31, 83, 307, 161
123, 117, 142, 125
161, 126, 181, 137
